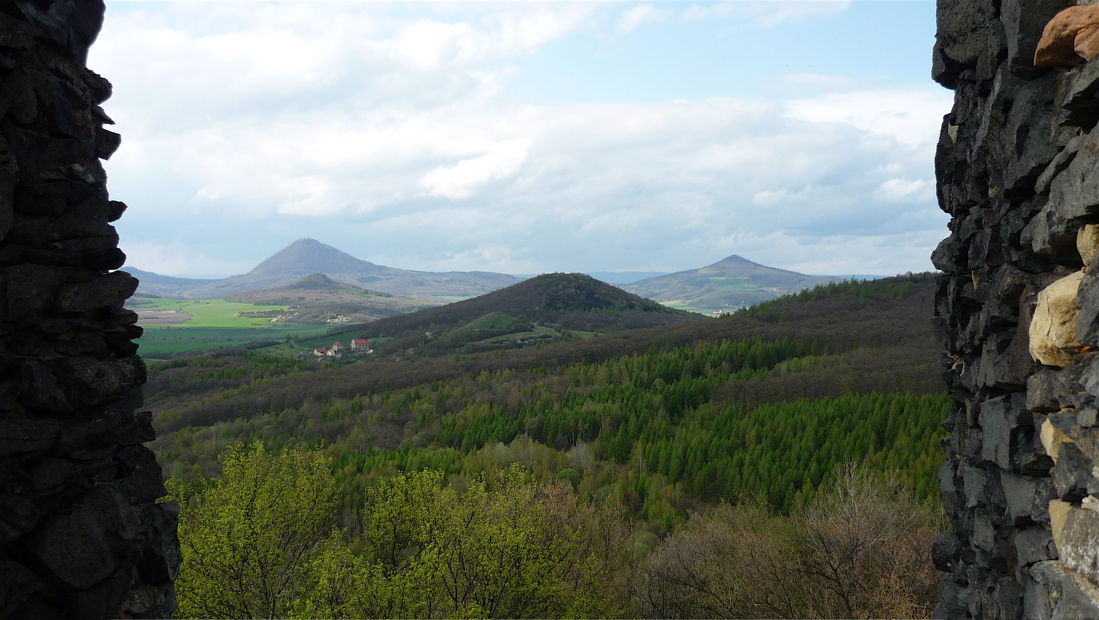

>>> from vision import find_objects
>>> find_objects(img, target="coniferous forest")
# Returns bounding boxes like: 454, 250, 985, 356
151, 274, 949, 618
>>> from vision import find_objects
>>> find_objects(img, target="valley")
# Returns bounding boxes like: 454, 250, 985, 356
130, 241, 947, 616
154, 272, 947, 616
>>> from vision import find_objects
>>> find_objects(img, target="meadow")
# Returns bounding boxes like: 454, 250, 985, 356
133, 298, 330, 357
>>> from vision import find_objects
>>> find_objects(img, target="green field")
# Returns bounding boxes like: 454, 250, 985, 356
134, 298, 330, 357
135, 298, 291, 327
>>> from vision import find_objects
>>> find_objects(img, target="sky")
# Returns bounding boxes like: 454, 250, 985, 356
90, 0, 951, 279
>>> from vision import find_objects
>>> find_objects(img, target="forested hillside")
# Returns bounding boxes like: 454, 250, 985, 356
152, 273, 949, 617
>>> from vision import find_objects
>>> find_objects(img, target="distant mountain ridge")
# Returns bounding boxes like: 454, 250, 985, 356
125, 238, 523, 300
625, 254, 843, 311
349, 272, 703, 356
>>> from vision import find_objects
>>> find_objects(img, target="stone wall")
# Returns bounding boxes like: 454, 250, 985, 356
0, 1, 178, 617
933, 0, 1099, 617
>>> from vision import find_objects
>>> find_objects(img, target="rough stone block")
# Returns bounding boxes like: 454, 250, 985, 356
135, 502, 179, 584
58, 410, 154, 455
57, 271, 137, 313
0, 558, 41, 618
935, 530, 962, 571
934, 577, 969, 619
1024, 204, 1083, 265
1003, 472, 1058, 525
940, 460, 959, 515
1025, 561, 1076, 620
24, 501, 116, 590
31, 458, 77, 494
1060, 505, 1099, 587
114, 445, 167, 505
1017, 525, 1058, 566
1036, 135, 1084, 196
1050, 127, 1099, 221
1062, 62, 1099, 128
0, 418, 59, 457
964, 463, 989, 509
19, 356, 145, 414
1052, 443, 1096, 501
1071, 425, 1099, 467
1005, 75, 1068, 194
981, 393, 1030, 467
6, 264, 71, 321
985, 577, 1025, 620
1003, 0, 1076, 75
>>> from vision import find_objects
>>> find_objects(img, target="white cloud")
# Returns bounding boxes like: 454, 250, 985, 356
683, 1, 851, 26
784, 89, 953, 148
93, 2, 948, 278
420, 139, 532, 200
618, 4, 673, 33
875, 178, 932, 202
778, 73, 862, 90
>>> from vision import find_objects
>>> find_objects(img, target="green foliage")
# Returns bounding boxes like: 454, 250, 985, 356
172, 443, 336, 619
175, 448, 631, 619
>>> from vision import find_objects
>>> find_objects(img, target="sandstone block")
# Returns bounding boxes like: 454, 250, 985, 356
1042, 418, 1075, 462
1031, 271, 1085, 366
1050, 499, 1072, 551
1035, 5, 1099, 68
1079, 225, 1099, 269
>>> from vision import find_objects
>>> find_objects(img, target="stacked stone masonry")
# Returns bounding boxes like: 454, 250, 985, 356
0, 1, 178, 618
934, 0, 1099, 617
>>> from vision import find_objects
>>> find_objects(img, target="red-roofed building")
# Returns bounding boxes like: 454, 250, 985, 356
351, 339, 371, 352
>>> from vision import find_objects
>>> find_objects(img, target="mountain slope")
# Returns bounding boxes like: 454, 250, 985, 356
350, 272, 704, 355
126, 238, 523, 300
625, 254, 842, 311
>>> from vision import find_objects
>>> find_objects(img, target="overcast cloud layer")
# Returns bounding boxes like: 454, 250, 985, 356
91, 1, 950, 279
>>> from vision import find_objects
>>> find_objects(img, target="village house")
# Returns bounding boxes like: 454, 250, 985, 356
351, 338, 371, 352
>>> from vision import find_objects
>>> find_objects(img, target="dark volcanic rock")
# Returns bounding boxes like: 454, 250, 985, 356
0, 1, 178, 617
